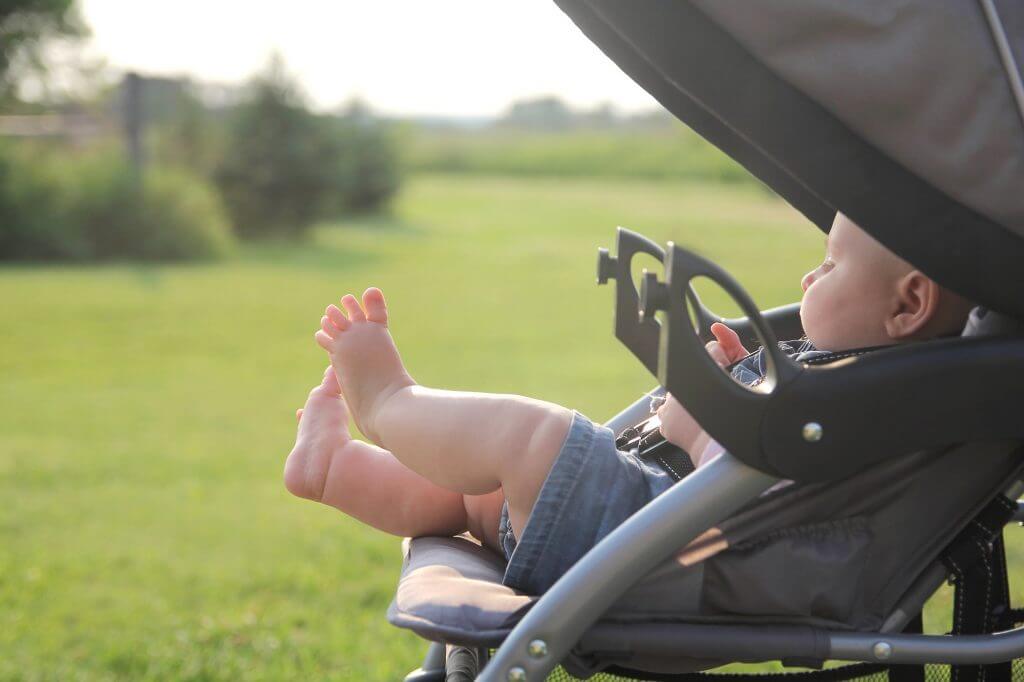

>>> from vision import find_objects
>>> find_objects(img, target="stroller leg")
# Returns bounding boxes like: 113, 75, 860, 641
404, 642, 446, 682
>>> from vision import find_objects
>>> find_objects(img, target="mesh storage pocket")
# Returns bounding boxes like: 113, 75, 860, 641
700, 517, 872, 623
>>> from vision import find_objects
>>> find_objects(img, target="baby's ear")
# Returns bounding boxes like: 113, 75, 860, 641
885, 271, 940, 340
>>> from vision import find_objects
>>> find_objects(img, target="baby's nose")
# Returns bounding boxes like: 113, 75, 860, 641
800, 270, 815, 292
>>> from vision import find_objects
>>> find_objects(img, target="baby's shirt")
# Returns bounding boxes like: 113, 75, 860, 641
728, 338, 828, 386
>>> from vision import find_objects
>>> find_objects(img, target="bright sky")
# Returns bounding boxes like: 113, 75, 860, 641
78, 1, 660, 117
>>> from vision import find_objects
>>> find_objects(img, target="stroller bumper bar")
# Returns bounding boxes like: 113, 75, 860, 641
599, 228, 1024, 483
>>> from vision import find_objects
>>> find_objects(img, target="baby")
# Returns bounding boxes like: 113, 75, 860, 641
284, 212, 972, 594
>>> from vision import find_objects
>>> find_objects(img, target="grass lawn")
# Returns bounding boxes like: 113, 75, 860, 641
0, 174, 1014, 680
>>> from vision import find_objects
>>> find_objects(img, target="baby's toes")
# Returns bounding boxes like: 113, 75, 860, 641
325, 304, 350, 332
362, 287, 388, 324
322, 366, 342, 394
320, 315, 343, 339
340, 294, 366, 323
315, 328, 335, 351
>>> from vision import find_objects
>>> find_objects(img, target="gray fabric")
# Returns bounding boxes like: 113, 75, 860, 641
963, 306, 1024, 337
690, 0, 1024, 235
388, 441, 1022, 656
387, 535, 535, 646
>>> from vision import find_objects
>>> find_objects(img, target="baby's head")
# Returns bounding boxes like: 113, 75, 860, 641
656, 213, 974, 454
799, 213, 973, 351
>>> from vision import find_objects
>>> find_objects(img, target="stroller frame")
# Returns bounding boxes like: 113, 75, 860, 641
400, 228, 1024, 681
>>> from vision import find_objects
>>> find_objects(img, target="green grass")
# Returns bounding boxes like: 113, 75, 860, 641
0, 174, 1013, 680
402, 125, 755, 184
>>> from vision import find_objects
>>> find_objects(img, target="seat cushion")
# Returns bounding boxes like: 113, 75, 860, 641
387, 535, 536, 646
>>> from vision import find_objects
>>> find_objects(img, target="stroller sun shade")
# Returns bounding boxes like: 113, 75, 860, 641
555, 0, 1024, 319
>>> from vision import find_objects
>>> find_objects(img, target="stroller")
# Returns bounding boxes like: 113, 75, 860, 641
391, 1, 1024, 680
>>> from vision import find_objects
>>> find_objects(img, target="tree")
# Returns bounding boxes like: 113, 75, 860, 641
500, 96, 573, 131
216, 57, 401, 238
215, 55, 336, 238
323, 99, 401, 214
0, 0, 83, 101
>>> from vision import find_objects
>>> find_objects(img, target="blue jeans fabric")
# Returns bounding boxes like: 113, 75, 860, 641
498, 339, 829, 595
498, 411, 676, 594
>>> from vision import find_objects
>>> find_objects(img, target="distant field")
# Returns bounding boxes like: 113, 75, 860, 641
402, 124, 755, 184
0, 174, 1013, 680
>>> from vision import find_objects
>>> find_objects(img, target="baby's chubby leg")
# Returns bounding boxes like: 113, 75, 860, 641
284, 366, 504, 545
316, 288, 573, 537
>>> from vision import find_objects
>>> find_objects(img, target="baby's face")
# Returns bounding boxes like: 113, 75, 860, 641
799, 213, 909, 351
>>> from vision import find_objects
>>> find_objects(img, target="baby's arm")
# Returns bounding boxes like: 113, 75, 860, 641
659, 323, 749, 465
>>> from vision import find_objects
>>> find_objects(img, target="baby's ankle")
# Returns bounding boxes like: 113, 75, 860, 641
363, 381, 416, 446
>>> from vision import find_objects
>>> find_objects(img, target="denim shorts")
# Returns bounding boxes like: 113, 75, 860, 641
498, 411, 677, 595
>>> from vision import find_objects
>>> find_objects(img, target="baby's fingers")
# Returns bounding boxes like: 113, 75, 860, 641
705, 340, 730, 368
710, 322, 749, 363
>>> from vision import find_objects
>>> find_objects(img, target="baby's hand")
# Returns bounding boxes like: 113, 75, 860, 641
704, 322, 749, 368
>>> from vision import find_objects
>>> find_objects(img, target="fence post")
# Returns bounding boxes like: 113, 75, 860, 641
121, 72, 145, 182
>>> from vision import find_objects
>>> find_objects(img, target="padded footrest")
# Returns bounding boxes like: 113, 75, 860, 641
387, 535, 535, 647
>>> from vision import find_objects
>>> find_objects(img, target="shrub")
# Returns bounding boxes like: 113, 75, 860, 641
215, 59, 401, 239
215, 59, 336, 239
134, 168, 235, 260
70, 153, 234, 261
320, 114, 401, 216
0, 144, 234, 262
0, 143, 86, 260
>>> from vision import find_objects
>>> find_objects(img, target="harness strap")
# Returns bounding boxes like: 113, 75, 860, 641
616, 418, 695, 482
942, 495, 1016, 682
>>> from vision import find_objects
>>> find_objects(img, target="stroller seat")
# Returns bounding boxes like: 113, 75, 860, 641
392, 439, 1024, 678
391, 232, 1024, 680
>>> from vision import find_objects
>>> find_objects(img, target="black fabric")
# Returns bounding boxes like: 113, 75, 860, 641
445, 647, 483, 682
554, 0, 1024, 319
941, 496, 1016, 682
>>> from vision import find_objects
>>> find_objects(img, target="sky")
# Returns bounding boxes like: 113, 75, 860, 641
77, 1, 661, 117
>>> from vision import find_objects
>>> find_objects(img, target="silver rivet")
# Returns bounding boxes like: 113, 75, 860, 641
873, 642, 893, 660
528, 639, 548, 658
507, 666, 528, 681
802, 422, 823, 442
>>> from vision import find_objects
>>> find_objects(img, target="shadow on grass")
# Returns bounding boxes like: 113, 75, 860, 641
239, 213, 425, 273
0, 258, 222, 292
0, 213, 424, 277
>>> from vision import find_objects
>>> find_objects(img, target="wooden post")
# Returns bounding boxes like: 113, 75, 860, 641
121, 72, 145, 182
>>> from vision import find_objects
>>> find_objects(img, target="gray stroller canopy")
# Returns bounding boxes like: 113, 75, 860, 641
555, 0, 1024, 319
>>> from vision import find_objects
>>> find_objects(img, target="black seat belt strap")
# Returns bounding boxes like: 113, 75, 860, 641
943, 495, 1016, 682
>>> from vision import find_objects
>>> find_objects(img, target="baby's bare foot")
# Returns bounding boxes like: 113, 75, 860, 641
284, 367, 353, 501
315, 287, 414, 445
